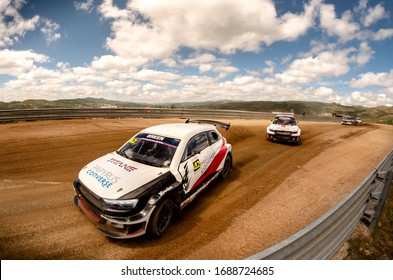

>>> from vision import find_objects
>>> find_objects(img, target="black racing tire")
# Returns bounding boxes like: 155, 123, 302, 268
147, 198, 174, 237
220, 154, 232, 179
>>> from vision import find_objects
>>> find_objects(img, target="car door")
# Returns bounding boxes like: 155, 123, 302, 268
178, 131, 212, 194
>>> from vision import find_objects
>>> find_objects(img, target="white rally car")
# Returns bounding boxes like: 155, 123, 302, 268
73, 120, 232, 238
266, 113, 301, 145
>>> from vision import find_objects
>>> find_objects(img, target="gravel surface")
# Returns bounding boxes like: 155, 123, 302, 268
1, 118, 392, 260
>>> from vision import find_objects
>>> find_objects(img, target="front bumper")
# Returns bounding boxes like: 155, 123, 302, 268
341, 121, 358, 125
73, 189, 156, 239
266, 132, 300, 143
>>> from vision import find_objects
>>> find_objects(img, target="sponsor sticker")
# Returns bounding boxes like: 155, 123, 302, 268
146, 134, 165, 141
107, 157, 137, 172
200, 152, 215, 174
193, 159, 201, 172
86, 165, 121, 188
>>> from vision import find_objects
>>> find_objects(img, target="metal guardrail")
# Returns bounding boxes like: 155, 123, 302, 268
247, 149, 393, 260
0, 108, 270, 123
0, 108, 342, 123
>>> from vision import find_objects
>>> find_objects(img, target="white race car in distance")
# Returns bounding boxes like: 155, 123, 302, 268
73, 120, 232, 239
266, 113, 301, 145
341, 116, 361, 125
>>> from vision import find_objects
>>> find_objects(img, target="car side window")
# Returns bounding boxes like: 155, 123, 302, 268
183, 132, 209, 161
207, 130, 221, 145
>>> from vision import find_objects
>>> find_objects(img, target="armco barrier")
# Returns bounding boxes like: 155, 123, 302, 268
0, 108, 342, 123
247, 149, 393, 260
0, 108, 270, 122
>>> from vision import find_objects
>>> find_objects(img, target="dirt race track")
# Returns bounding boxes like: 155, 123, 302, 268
0, 118, 393, 260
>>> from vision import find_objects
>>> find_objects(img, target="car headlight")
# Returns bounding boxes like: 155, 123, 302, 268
102, 198, 139, 210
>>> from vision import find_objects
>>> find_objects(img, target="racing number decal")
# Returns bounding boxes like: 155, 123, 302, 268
193, 159, 201, 172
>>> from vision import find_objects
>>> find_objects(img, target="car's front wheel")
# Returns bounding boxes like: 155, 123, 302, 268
147, 198, 174, 237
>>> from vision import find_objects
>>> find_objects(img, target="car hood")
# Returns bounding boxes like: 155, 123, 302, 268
268, 124, 299, 132
78, 152, 169, 199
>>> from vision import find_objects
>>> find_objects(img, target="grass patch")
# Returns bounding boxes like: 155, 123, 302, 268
346, 182, 393, 259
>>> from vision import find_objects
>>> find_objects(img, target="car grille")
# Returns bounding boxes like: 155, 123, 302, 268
77, 183, 103, 218
275, 131, 292, 139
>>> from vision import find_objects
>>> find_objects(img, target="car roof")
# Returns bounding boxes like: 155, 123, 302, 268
141, 123, 217, 140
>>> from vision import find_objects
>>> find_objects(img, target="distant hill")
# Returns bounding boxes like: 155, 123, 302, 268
1, 98, 392, 123
0, 97, 145, 109
188, 100, 393, 123
191, 100, 348, 115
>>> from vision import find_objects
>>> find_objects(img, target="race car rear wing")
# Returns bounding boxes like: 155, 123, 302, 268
185, 119, 230, 130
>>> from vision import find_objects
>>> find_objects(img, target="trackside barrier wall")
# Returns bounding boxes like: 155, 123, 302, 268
0, 108, 268, 122
247, 149, 393, 260
0, 108, 341, 123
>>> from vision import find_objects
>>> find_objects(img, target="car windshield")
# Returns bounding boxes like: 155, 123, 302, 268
273, 116, 297, 125
117, 133, 180, 168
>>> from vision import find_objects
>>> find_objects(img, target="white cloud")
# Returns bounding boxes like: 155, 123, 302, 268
262, 60, 275, 75
134, 69, 181, 84
143, 83, 162, 92
182, 53, 217, 67
350, 91, 392, 107
373, 28, 393, 40
101, 0, 320, 60
98, 0, 132, 20
354, 41, 374, 66
198, 64, 213, 73
0, 49, 49, 75
105, 20, 179, 60
74, 0, 94, 13
307, 86, 334, 97
275, 48, 354, 84
1, 0, 392, 108
0, 0, 40, 47
40, 18, 61, 45
357, 0, 368, 12
319, 3, 359, 42
328, 90, 393, 107
17, 66, 60, 81
91, 55, 142, 72
181, 52, 238, 77
363, 3, 388, 27
350, 70, 393, 88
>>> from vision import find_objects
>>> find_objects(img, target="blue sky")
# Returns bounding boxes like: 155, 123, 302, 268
1, 0, 393, 107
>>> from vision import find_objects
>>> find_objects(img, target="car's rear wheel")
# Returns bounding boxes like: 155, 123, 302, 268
220, 154, 232, 179
148, 198, 174, 237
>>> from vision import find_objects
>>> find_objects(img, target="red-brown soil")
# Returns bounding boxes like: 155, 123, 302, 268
0, 118, 392, 259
